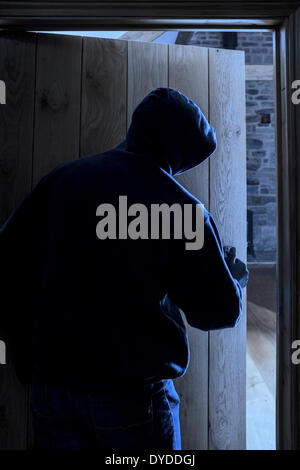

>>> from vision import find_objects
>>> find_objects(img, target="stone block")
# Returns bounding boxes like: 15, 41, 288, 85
247, 138, 264, 149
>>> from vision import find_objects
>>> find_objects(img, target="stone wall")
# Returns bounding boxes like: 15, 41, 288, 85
176, 31, 276, 261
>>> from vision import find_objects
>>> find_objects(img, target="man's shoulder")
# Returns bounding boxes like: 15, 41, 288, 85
163, 171, 207, 210
33, 151, 111, 189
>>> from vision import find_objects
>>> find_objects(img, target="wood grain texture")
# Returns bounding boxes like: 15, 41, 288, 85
0, 31, 36, 450
208, 47, 247, 450
168, 43, 209, 450
0, 32, 35, 225
81, 38, 127, 157
127, 40, 168, 127
32, 32, 82, 185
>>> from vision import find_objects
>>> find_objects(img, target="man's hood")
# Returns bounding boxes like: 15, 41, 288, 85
122, 87, 217, 176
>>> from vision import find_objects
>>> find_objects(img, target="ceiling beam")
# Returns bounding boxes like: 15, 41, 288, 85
175, 32, 194, 44
119, 31, 166, 42
0, 2, 298, 29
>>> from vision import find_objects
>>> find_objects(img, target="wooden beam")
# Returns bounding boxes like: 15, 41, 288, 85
208, 47, 247, 450
119, 31, 165, 42
32, 33, 82, 184
0, 2, 298, 24
170, 43, 209, 450
127, 41, 168, 126
175, 32, 194, 45
81, 37, 127, 155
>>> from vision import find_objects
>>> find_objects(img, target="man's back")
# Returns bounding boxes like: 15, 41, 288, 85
31, 147, 194, 390
0, 87, 243, 392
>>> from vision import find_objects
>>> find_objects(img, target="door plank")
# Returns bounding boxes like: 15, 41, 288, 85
208, 47, 247, 450
81, 38, 127, 157
127, 41, 168, 126
0, 32, 36, 224
33, 33, 82, 185
168, 43, 210, 450
0, 31, 36, 450
29, 32, 82, 447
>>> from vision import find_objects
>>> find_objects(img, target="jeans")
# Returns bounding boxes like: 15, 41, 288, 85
30, 378, 181, 450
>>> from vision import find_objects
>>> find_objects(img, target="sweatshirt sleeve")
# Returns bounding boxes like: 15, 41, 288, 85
167, 207, 243, 331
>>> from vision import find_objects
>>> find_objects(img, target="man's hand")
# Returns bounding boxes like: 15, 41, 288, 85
223, 246, 249, 288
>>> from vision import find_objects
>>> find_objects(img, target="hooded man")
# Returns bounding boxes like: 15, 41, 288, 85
0, 87, 248, 450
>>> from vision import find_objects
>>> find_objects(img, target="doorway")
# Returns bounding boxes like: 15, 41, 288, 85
1, 1, 299, 451
0, 27, 278, 448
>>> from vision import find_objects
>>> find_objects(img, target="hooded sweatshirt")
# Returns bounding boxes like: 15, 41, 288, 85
0, 87, 242, 390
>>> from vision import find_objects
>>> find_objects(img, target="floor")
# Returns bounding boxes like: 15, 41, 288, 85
246, 264, 276, 450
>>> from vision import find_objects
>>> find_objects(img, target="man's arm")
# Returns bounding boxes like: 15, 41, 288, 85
167, 207, 245, 331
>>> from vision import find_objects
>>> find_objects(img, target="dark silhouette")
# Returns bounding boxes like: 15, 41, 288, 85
0, 87, 248, 450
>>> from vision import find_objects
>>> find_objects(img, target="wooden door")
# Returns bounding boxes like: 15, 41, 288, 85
0, 32, 246, 449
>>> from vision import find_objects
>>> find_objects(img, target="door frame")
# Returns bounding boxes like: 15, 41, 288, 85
0, 1, 299, 450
